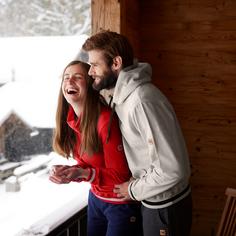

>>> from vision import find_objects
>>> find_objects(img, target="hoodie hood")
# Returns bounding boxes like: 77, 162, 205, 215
113, 61, 152, 105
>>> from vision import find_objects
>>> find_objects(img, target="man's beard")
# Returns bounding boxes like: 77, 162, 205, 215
92, 69, 117, 91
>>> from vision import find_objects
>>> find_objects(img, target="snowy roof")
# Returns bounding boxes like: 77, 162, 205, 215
0, 35, 88, 128
0, 81, 60, 128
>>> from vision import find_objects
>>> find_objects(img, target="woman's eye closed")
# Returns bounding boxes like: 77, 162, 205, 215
74, 74, 83, 79
63, 74, 83, 80
63, 74, 69, 80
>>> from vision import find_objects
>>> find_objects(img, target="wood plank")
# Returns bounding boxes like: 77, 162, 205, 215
91, 0, 120, 33
120, 0, 140, 57
140, 0, 236, 22
141, 30, 236, 43
141, 37, 236, 50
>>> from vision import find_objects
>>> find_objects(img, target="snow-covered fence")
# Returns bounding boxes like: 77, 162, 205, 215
13, 154, 52, 177
0, 161, 21, 181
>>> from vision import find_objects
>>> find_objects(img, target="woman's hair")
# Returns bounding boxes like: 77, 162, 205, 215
53, 60, 102, 158
82, 30, 134, 68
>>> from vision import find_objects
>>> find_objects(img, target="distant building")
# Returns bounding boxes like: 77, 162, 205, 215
4, 112, 53, 161
0, 82, 56, 162
0, 111, 53, 162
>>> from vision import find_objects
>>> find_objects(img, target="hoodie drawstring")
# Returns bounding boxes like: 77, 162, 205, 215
106, 96, 115, 144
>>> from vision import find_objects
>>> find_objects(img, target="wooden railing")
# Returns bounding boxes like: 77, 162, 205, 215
47, 206, 87, 236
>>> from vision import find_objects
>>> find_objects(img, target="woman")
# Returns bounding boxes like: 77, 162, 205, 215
49, 60, 142, 236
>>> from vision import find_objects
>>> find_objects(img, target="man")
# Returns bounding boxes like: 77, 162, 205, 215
82, 30, 192, 236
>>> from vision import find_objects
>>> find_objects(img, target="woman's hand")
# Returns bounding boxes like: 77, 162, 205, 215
49, 165, 90, 184
49, 165, 71, 184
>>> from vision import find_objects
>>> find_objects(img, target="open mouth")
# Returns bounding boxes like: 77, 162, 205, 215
67, 88, 77, 94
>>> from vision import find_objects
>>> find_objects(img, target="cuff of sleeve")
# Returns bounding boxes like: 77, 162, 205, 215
85, 168, 95, 183
128, 180, 138, 201
71, 168, 95, 183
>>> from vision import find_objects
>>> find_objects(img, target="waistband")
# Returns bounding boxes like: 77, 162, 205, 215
142, 184, 191, 208
91, 190, 138, 205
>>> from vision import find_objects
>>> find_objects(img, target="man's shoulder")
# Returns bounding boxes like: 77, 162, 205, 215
131, 82, 161, 100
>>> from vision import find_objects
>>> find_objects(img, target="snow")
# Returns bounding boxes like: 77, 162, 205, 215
0, 0, 91, 37
5, 175, 17, 183
0, 81, 59, 128
0, 162, 20, 171
0, 35, 88, 128
13, 154, 52, 176
0, 153, 90, 236
0, 35, 88, 83
0, 32, 91, 236
0, 2, 91, 234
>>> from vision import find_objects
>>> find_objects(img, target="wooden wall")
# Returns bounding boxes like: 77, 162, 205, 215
91, 0, 236, 235
139, 1, 236, 235
120, 0, 140, 59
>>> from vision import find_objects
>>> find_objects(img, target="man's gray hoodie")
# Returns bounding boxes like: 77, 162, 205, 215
113, 62, 191, 209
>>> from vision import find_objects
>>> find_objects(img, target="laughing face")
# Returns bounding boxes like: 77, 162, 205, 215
88, 50, 118, 91
62, 64, 88, 107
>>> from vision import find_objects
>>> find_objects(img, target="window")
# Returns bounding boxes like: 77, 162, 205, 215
0, 1, 91, 235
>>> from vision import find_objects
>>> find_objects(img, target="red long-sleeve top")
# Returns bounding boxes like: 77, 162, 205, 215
67, 106, 132, 204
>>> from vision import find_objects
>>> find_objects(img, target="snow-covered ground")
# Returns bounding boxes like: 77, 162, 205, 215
0, 153, 90, 236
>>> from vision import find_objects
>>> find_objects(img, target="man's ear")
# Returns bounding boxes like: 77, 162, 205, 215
112, 56, 122, 70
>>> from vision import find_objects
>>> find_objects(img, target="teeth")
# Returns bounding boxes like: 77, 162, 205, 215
67, 88, 77, 94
